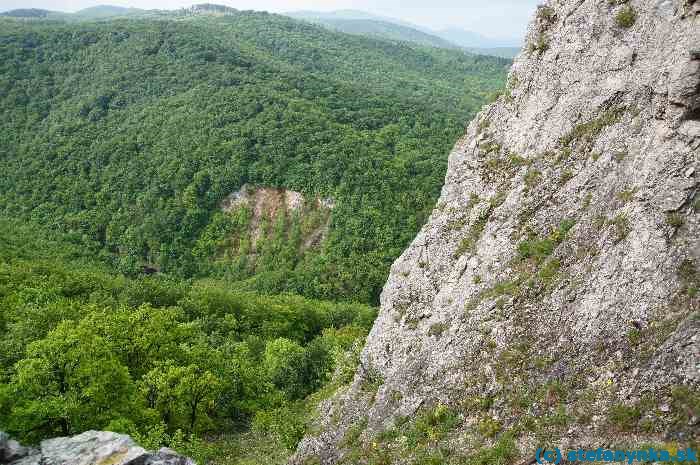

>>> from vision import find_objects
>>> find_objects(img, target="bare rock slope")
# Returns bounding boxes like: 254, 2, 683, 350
293, 0, 699, 463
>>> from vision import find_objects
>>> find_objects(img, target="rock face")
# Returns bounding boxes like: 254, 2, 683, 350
292, 0, 699, 463
220, 184, 333, 252
0, 431, 194, 465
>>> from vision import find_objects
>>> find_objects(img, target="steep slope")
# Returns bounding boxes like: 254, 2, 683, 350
0, 12, 507, 304
293, 0, 699, 463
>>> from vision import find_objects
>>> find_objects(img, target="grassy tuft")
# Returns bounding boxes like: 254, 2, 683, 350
615, 5, 637, 28
665, 212, 684, 228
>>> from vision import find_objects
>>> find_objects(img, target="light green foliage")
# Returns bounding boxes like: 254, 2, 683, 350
4, 322, 136, 443
252, 403, 307, 451
582, 193, 593, 209
0, 220, 375, 462
559, 169, 574, 185
538, 258, 561, 283
412, 404, 461, 444
264, 338, 320, 400
465, 433, 518, 465
477, 417, 502, 438
141, 362, 221, 434
464, 395, 495, 413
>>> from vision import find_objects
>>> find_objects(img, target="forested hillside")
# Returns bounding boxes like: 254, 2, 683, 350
0, 219, 375, 463
0, 11, 508, 304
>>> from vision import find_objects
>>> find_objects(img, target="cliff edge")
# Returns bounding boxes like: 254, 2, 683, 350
292, 0, 699, 463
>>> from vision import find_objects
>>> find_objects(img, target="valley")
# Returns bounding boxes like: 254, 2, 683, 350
0, 5, 508, 464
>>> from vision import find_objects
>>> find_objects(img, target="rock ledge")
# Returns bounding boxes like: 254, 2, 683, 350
0, 430, 194, 465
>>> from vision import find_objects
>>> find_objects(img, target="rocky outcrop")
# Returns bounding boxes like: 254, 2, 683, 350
220, 184, 333, 253
0, 431, 194, 465
292, 0, 699, 463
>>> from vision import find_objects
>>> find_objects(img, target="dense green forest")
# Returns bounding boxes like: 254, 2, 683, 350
0, 11, 508, 305
0, 9, 507, 462
0, 219, 375, 463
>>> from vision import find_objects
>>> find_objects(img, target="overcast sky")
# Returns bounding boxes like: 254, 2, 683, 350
0, 0, 539, 38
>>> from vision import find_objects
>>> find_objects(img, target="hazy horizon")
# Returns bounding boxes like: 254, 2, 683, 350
0, 0, 539, 40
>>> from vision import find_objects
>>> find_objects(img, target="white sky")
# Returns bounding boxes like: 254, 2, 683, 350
0, 0, 539, 38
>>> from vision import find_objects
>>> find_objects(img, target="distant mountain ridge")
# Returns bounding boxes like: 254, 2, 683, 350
1, 4, 149, 20
437, 26, 521, 47
286, 9, 523, 49
1, 5, 523, 52
289, 15, 458, 49
0, 3, 237, 20
0, 8, 67, 18
72, 5, 146, 18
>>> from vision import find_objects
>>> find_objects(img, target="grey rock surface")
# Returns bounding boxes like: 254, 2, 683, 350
292, 0, 699, 463
0, 431, 195, 465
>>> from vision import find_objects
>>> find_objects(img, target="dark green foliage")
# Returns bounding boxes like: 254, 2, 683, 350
670, 385, 700, 432
679, 259, 699, 297
608, 403, 641, 431
0, 13, 507, 305
615, 5, 637, 28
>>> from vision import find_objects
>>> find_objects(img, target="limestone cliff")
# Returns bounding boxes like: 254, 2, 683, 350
292, 0, 699, 463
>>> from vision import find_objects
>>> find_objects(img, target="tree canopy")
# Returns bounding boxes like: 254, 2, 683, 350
0, 12, 507, 304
